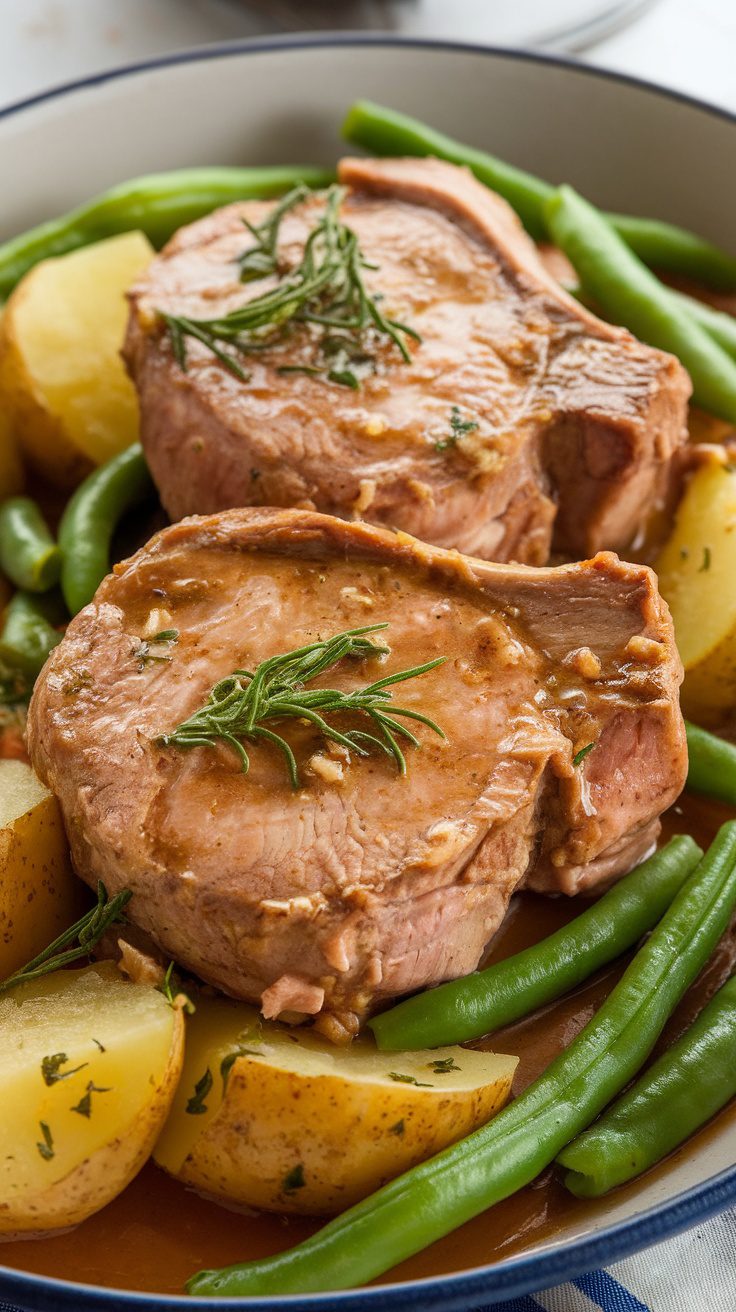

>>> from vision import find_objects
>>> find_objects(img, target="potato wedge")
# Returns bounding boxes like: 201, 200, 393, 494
655, 458, 736, 725
0, 962, 184, 1235
0, 759, 87, 978
154, 995, 517, 1215
0, 232, 153, 487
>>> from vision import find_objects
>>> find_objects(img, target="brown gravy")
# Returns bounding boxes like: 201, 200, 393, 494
2, 791, 734, 1296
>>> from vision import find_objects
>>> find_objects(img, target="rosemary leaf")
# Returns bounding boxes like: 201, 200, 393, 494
160, 185, 419, 387
0, 883, 132, 998
157, 624, 445, 789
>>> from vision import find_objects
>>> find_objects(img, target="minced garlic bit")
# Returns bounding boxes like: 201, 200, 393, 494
569, 646, 602, 680
364, 414, 387, 437
309, 753, 345, 784
407, 477, 435, 506
340, 585, 374, 608
353, 478, 377, 515
625, 635, 666, 664
141, 607, 174, 638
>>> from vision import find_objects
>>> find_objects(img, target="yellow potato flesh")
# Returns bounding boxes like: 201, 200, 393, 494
0, 962, 182, 1233
154, 995, 517, 1215
0, 231, 153, 483
655, 458, 736, 724
0, 759, 88, 978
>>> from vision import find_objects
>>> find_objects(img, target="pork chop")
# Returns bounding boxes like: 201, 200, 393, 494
28, 509, 687, 1039
124, 157, 690, 564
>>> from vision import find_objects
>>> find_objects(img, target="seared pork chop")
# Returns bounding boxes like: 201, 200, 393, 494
125, 157, 689, 563
28, 510, 686, 1038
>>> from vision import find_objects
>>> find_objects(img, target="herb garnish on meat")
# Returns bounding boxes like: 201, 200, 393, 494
158, 624, 445, 789
573, 742, 595, 768
435, 406, 479, 452
160, 185, 420, 386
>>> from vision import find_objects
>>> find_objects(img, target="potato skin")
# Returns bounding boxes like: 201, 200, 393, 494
0, 1002, 184, 1237
157, 1049, 514, 1216
0, 761, 88, 978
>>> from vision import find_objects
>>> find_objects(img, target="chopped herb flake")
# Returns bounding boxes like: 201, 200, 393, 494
71, 1081, 112, 1118
282, 1163, 306, 1193
428, 1057, 460, 1074
41, 1053, 88, 1086
388, 1071, 433, 1088
220, 1044, 261, 1090
36, 1122, 54, 1161
186, 1068, 213, 1115
698, 546, 712, 573
435, 405, 480, 452
573, 742, 595, 768
92, 1038, 106, 1053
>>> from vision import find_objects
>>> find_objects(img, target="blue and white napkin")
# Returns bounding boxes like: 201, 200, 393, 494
495, 1207, 736, 1312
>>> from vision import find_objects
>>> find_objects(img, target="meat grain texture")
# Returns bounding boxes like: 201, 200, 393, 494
125, 157, 690, 564
28, 510, 687, 1039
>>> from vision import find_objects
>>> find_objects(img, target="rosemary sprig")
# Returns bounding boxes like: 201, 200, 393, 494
158, 624, 445, 789
160, 185, 420, 385
237, 185, 309, 282
0, 882, 132, 997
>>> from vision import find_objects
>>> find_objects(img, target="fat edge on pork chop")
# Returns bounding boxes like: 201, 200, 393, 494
124, 156, 690, 565
27, 509, 687, 1041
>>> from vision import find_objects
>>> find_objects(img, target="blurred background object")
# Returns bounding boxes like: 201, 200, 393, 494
0, 0, 654, 103
1, 0, 734, 114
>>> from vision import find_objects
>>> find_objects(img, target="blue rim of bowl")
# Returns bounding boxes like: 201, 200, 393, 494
0, 31, 735, 1312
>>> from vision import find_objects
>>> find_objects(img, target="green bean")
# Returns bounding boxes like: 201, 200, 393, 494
685, 721, 736, 807
0, 589, 65, 680
0, 165, 334, 301
343, 99, 552, 238
0, 496, 61, 592
58, 444, 154, 616
669, 288, 736, 363
370, 836, 702, 1051
565, 281, 736, 367
187, 823, 736, 1298
342, 101, 736, 289
559, 971, 736, 1196
546, 185, 736, 423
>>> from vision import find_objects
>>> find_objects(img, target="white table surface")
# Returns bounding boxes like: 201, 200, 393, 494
0, 0, 734, 115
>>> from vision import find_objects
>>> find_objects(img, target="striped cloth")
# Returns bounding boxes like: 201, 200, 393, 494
495, 1207, 736, 1312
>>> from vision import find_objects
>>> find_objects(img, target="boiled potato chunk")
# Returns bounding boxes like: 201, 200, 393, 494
154, 995, 517, 1215
0, 759, 87, 978
0, 962, 184, 1235
655, 458, 736, 725
0, 231, 153, 486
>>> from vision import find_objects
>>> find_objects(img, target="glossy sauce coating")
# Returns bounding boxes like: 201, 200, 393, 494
1, 791, 733, 1296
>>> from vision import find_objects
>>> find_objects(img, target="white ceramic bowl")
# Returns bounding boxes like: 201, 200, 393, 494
0, 35, 734, 1312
